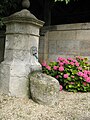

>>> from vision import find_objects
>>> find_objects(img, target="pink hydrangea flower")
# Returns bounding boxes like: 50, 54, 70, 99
67, 58, 73, 61
63, 60, 69, 65
71, 76, 75, 78
58, 57, 64, 61
75, 62, 79, 67
59, 66, 64, 72
46, 66, 51, 70
86, 77, 90, 83
78, 67, 82, 71
63, 74, 69, 78
60, 85, 63, 91
55, 75, 59, 79
70, 62, 74, 66
72, 59, 77, 63
42, 61, 47, 67
76, 56, 81, 59
63, 58, 67, 61
83, 74, 88, 79
84, 70, 88, 75
70, 82, 75, 84
87, 71, 90, 75
53, 66, 58, 70
77, 72, 83, 77
59, 62, 64, 66
83, 82, 87, 86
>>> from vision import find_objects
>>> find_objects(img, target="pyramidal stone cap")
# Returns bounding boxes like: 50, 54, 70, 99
9, 9, 37, 19
3, 9, 44, 27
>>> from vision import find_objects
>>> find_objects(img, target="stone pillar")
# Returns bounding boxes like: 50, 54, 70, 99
0, 9, 44, 97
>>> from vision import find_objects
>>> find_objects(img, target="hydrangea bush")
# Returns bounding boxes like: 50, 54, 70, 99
42, 56, 90, 92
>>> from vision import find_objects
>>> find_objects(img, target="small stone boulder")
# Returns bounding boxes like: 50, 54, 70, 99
29, 72, 60, 106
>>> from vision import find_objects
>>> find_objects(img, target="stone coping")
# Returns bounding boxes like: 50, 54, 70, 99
40, 22, 90, 34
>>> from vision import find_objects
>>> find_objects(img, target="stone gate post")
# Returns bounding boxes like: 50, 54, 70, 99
0, 4, 44, 97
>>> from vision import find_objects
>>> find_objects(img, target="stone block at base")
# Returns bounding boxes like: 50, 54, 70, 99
29, 72, 60, 106
0, 62, 30, 98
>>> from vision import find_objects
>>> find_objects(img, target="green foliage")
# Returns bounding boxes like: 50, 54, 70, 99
54, 0, 77, 4
54, 0, 70, 4
0, 0, 21, 17
0, 0, 21, 27
42, 56, 90, 92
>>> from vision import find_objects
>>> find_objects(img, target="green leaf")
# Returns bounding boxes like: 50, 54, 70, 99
66, 85, 69, 89
69, 84, 74, 88
72, 70, 77, 74
83, 87, 87, 92
77, 83, 80, 87
67, 77, 71, 81
68, 65, 72, 68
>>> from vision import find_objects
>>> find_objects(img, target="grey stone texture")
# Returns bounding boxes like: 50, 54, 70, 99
29, 72, 60, 106
0, 9, 44, 97
22, 0, 30, 9
39, 23, 90, 63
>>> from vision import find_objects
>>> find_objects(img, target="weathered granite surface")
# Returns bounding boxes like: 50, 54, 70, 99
29, 72, 60, 106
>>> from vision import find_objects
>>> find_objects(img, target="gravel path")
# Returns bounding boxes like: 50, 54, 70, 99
0, 91, 90, 120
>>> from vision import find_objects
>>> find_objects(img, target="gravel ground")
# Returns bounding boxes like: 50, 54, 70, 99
0, 91, 90, 120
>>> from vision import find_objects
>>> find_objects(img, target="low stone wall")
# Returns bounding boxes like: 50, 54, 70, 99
39, 23, 90, 63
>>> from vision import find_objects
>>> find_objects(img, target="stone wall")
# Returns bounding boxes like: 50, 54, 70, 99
39, 23, 90, 63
